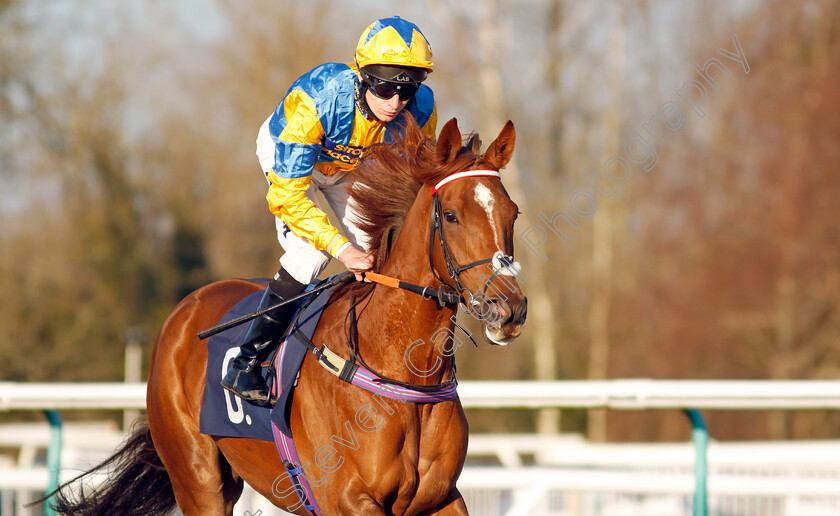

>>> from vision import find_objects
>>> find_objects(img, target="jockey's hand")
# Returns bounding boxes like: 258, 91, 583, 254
337, 245, 374, 281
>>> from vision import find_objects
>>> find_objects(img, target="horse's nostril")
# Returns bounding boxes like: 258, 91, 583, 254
507, 298, 527, 327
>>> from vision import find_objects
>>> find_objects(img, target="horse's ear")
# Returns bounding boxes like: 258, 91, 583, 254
484, 120, 516, 170
436, 118, 462, 165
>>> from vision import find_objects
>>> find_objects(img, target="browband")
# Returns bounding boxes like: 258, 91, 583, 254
431, 169, 501, 194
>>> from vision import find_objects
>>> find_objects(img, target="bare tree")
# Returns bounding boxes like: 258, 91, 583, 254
608, 0, 840, 441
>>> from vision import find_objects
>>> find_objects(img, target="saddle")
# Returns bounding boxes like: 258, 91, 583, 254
199, 279, 339, 442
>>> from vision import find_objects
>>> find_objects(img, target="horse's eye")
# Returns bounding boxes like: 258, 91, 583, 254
443, 210, 458, 224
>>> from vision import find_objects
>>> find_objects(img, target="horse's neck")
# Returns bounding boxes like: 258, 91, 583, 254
356, 194, 457, 385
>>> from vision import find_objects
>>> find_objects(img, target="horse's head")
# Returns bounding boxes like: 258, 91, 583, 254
428, 118, 528, 345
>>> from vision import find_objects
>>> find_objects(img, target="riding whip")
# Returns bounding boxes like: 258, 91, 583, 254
196, 271, 354, 340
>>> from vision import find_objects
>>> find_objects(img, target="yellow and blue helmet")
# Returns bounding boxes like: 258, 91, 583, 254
355, 16, 433, 82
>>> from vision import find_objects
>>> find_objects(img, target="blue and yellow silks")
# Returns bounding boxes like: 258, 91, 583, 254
265, 63, 436, 257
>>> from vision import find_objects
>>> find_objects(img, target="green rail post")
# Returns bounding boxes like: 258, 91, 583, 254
43, 410, 62, 516
684, 409, 708, 516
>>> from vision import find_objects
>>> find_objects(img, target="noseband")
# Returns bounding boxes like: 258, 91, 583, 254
428, 170, 520, 306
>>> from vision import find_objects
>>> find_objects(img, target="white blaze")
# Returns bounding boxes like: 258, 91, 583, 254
474, 183, 502, 250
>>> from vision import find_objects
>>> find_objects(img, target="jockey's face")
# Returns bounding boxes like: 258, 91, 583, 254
364, 87, 410, 122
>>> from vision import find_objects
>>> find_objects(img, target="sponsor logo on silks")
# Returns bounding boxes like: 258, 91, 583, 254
321, 139, 369, 165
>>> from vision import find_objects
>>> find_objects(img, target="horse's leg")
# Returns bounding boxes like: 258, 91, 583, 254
343, 499, 387, 515
215, 437, 309, 514
148, 290, 248, 516
336, 491, 467, 516
149, 409, 243, 515
423, 489, 469, 515
149, 372, 245, 515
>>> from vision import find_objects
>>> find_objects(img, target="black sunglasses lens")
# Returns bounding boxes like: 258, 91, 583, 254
367, 78, 419, 101
397, 82, 419, 100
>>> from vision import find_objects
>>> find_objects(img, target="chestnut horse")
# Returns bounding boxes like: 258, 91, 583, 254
47, 116, 527, 516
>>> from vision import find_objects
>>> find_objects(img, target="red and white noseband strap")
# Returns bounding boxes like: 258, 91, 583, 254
431, 169, 501, 194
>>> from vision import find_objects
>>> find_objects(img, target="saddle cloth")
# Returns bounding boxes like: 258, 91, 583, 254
199, 280, 338, 442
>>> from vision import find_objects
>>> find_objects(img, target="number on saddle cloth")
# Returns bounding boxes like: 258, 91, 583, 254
198, 278, 339, 441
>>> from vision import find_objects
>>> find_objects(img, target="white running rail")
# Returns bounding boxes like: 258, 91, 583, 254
2, 380, 840, 516
2, 379, 840, 411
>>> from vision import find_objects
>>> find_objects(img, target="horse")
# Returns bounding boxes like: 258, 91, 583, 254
46, 115, 527, 516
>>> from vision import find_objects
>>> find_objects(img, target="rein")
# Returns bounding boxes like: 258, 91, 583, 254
352, 168, 516, 314
275, 170, 520, 516
360, 168, 510, 306
201, 169, 519, 395
364, 271, 460, 306
326, 169, 515, 392
362, 169, 514, 307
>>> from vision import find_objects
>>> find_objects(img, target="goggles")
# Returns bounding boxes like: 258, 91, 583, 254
361, 72, 420, 101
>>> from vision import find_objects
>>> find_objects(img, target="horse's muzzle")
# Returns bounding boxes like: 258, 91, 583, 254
480, 295, 528, 346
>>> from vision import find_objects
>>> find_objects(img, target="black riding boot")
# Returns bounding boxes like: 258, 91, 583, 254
220, 268, 306, 407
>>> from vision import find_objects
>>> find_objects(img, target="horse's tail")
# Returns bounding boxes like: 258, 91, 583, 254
36, 419, 177, 516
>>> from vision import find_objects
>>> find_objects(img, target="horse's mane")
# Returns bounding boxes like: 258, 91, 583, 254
349, 114, 483, 272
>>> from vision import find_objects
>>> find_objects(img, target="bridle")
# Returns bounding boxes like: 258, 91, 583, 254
427, 169, 522, 308
338, 168, 523, 392
198, 169, 526, 396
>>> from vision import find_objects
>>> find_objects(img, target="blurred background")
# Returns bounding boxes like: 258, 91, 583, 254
1, 0, 838, 450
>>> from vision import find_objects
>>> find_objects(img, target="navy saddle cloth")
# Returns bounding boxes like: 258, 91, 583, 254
199, 279, 338, 442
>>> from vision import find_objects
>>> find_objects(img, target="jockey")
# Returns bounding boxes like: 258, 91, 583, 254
222, 16, 438, 406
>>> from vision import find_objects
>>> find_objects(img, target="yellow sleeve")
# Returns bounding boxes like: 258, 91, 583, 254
266, 173, 349, 257
267, 89, 349, 257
